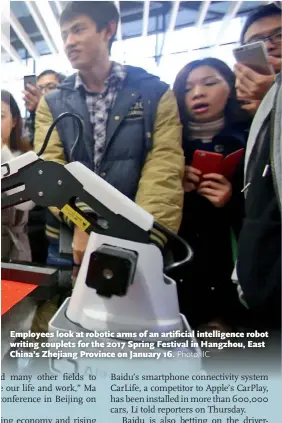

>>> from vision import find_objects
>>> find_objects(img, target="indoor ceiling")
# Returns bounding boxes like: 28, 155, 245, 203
1, 1, 270, 65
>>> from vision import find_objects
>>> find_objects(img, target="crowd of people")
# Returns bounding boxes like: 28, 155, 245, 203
1, 2, 281, 347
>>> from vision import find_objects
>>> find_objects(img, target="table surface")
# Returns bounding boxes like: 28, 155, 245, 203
1, 279, 38, 315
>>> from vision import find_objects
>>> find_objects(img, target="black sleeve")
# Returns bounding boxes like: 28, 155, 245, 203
224, 155, 245, 238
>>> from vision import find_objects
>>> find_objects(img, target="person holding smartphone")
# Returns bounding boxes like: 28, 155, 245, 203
23, 70, 66, 145
173, 58, 251, 333
233, 74, 281, 358
234, 3, 281, 115
232, 4, 282, 349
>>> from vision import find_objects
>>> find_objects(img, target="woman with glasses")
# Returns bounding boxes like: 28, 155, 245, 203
173, 58, 251, 333
235, 3, 281, 115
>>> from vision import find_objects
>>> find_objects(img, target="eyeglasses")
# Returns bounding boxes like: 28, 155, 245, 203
244, 28, 282, 45
38, 83, 57, 93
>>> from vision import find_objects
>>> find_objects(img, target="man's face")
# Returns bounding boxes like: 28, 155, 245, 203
37, 73, 59, 94
244, 15, 281, 72
61, 15, 112, 71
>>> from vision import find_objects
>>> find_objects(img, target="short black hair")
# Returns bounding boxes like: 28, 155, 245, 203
60, 1, 119, 52
240, 3, 281, 44
37, 69, 66, 83
173, 57, 248, 128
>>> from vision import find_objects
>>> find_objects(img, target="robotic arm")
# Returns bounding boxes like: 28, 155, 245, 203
1, 150, 153, 243
1, 145, 35, 212
1, 113, 192, 336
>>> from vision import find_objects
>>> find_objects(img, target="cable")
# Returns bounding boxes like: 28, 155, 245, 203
37, 112, 83, 161
69, 115, 84, 162
37, 111, 192, 273
153, 221, 193, 273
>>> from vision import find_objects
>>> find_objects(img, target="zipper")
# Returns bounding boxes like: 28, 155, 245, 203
269, 81, 281, 213
241, 182, 251, 193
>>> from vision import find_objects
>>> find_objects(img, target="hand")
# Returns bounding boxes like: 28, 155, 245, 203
23, 84, 42, 112
234, 63, 275, 101
240, 99, 261, 116
72, 225, 89, 265
268, 55, 282, 74
183, 165, 202, 192
198, 173, 232, 207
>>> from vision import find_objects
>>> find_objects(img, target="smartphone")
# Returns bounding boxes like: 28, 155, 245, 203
233, 41, 274, 75
191, 150, 223, 175
221, 148, 245, 180
24, 74, 37, 91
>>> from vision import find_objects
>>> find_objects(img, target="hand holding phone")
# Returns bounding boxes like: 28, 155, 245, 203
267, 55, 282, 74
23, 74, 42, 112
24, 74, 37, 91
191, 151, 223, 176
233, 41, 274, 75
234, 62, 275, 102
198, 173, 232, 208
221, 148, 244, 180
233, 41, 275, 102
191, 149, 244, 181
238, 99, 261, 115
183, 165, 202, 192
